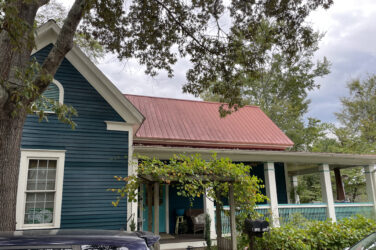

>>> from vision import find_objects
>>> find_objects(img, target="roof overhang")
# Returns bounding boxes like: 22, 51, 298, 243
33, 21, 144, 127
134, 138, 292, 150
134, 145, 376, 175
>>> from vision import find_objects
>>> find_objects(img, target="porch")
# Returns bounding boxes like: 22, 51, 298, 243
130, 146, 376, 248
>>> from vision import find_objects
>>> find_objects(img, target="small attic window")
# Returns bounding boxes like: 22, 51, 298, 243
43, 79, 64, 105
35, 79, 64, 113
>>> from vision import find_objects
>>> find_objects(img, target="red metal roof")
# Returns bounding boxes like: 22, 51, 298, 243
125, 94, 294, 150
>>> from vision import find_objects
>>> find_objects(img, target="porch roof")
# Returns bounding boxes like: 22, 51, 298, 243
134, 145, 376, 175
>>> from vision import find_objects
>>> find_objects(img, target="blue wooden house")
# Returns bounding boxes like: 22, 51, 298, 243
16, 21, 376, 249
16, 21, 144, 230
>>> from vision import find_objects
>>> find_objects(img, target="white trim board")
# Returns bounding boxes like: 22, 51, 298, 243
105, 121, 137, 231
52, 79, 64, 105
33, 21, 144, 127
16, 149, 66, 230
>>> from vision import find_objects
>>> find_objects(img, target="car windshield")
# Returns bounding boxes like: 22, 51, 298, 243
350, 233, 376, 250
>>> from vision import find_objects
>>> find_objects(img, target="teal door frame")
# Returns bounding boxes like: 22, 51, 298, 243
142, 185, 166, 232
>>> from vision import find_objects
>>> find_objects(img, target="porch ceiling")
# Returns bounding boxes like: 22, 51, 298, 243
134, 145, 376, 176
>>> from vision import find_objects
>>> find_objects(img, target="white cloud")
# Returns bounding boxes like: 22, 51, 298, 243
306, 0, 376, 122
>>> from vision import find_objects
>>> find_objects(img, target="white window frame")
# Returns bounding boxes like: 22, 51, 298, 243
16, 149, 66, 230
32, 79, 64, 114
52, 79, 64, 105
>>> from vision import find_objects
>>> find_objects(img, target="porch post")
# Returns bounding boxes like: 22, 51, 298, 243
215, 190, 223, 248
127, 157, 138, 231
139, 184, 144, 231
165, 185, 169, 234
147, 183, 153, 231
334, 168, 346, 201
364, 165, 376, 215
284, 163, 291, 204
204, 190, 217, 239
264, 162, 280, 227
291, 176, 300, 204
319, 164, 336, 222
229, 184, 237, 250
154, 182, 160, 250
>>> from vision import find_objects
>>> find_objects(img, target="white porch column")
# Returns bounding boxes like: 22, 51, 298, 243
165, 185, 170, 234
264, 162, 280, 227
204, 191, 217, 239
284, 163, 291, 204
291, 176, 300, 204
364, 165, 376, 215
319, 164, 336, 222
127, 157, 138, 231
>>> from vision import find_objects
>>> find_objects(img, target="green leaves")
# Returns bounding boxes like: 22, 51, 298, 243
253, 215, 376, 250
77, 0, 333, 111
335, 75, 376, 149
110, 153, 267, 229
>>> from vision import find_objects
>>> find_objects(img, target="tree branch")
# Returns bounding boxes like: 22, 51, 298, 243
31, 0, 87, 99
152, 0, 210, 53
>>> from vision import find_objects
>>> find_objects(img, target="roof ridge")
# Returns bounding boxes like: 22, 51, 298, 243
124, 93, 260, 108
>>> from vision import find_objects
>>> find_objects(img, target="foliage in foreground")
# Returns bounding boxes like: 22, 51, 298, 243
249, 215, 376, 250
110, 154, 266, 230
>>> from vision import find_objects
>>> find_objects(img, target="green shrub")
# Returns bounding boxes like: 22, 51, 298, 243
251, 215, 376, 250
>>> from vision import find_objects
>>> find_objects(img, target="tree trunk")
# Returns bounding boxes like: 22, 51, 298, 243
0, 0, 86, 231
0, 112, 26, 231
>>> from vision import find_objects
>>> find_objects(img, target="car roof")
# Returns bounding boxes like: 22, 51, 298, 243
0, 229, 159, 248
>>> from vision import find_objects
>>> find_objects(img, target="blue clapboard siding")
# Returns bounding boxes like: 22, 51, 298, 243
21, 44, 128, 230
43, 82, 59, 100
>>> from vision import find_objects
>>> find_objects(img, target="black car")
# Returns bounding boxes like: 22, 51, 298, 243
345, 232, 376, 250
0, 229, 160, 250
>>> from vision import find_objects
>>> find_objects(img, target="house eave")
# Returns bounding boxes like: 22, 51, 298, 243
134, 145, 376, 167
133, 138, 292, 151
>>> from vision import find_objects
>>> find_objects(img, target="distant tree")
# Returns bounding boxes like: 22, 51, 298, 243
36, 2, 105, 62
305, 77, 376, 203
336, 75, 376, 146
202, 30, 330, 151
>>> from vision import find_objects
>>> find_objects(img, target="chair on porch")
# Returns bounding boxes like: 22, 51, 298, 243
186, 209, 205, 234
192, 213, 205, 234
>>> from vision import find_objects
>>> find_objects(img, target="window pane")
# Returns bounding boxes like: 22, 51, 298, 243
29, 160, 38, 168
48, 160, 57, 169
24, 159, 57, 225
27, 160, 57, 191
27, 169, 38, 190
24, 192, 55, 224
39, 160, 48, 168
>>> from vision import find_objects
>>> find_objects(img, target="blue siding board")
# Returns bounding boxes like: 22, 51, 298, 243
21, 44, 129, 230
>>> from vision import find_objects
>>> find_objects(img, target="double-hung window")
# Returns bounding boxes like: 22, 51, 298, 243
16, 150, 65, 230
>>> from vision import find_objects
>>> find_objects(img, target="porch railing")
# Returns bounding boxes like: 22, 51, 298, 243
334, 202, 374, 220
215, 203, 375, 234
278, 203, 327, 223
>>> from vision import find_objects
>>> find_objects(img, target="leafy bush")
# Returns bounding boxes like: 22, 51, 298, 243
250, 215, 376, 250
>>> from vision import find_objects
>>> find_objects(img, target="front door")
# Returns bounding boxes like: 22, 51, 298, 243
142, 185, 166, 233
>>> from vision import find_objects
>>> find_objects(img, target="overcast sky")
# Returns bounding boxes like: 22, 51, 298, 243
61, 0, 376, 124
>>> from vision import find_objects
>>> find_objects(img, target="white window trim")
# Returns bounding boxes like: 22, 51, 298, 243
52, 79, 64, 105
105, 121, 137, 231
33, 79, 64, 114
16, 149, 66, 230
